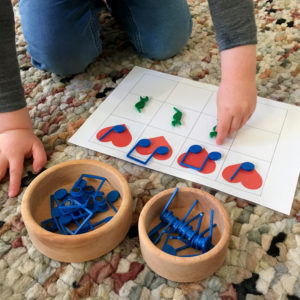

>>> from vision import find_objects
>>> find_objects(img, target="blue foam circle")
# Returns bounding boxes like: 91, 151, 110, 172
107, 190, 120, 203
156, 146, 169, 155
241, 162, 255, 171
138, 139, 151, 147
113, 125, 126, 133
208, 151, 222, 161
54, 189, 68, 201
190, 145, 202, 154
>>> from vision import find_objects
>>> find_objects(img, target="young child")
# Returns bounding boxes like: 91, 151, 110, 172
0, 0, 257, 197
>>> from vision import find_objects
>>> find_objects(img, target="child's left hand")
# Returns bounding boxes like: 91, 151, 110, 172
216, 79, 257, 145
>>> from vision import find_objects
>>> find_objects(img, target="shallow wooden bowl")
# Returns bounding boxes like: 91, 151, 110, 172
138, 187, 231, 282
22, 159, 132, 262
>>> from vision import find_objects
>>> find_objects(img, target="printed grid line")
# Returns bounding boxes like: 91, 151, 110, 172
257, 108, 289, 195
202, 111, 286, 135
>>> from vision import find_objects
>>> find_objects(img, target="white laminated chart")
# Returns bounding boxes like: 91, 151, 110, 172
69, 66, 300, 214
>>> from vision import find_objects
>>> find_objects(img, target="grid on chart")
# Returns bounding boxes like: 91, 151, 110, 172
88, 72, 288, 196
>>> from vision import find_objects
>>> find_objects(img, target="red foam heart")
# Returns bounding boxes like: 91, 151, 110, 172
222, 163, 263, 190
177, 148, 216, 174
96, 124, 132, 147
136, 136, 172, 160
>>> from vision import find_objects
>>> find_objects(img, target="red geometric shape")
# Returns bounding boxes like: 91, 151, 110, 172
96, 124, 132, 147
177, 148, 217, 174
222, 163, 263, 190
135, 136, 172, 160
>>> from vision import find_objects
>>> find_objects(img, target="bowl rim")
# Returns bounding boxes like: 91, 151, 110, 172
138, 187, 231, 265
21, 159, 131, 242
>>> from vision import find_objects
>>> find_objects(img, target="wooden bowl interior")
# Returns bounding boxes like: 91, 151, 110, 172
146, 189, 225, 256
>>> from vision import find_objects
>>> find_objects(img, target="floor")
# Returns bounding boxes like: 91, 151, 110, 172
0, 0, 299, 299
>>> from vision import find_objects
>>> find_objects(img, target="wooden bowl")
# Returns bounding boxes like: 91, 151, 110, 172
21, 159, 132, 262
138, 187, 231, 282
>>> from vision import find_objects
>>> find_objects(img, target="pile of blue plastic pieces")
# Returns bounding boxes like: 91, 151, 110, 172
41, 174, 119, 235
148, 188, 216, 256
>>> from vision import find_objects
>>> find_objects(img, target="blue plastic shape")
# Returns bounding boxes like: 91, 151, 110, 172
54, 189, 68, 201
148, 188, 217, 256
126, 138, 169, 165
98, 124, 126, 141
106, 190, 120, 213
41, 218, 58, 232
92, 193, 109, 213
41, 173, 115, 235
84, 185, 95, 194
230, 161, 255, 181
180, 145, 221, 172
180, 145, 202, 171
62, 205, 94, 235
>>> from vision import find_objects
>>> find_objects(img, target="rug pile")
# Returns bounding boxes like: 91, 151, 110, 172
0, 0, 299, 299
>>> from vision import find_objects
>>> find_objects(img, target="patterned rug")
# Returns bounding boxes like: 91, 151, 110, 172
0, 0, 299, 299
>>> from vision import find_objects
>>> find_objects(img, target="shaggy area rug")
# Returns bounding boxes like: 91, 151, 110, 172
0, 0, 299, 299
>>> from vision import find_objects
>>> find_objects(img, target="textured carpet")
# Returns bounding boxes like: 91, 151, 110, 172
0, 0, 299, 299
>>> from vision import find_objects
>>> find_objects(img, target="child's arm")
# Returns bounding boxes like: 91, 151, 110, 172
216, 45, 257, 145
0, 108, 47, 197
0, 0, 46, 197
208, 0, 257, 144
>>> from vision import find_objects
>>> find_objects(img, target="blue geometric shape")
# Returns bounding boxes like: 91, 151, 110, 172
198, 151, 222, 172
84, 185, 95, 194
106, 190, 120, 213
98, 124, 126, 141
54, 189, 68, 201
41, 173, 116, 235
148, 188, 217, 256
127, 138, 169, 165
156, 146, 169, 155
230, 161, 255, 181
180, 145, 203, 170
180, 144, 221, 172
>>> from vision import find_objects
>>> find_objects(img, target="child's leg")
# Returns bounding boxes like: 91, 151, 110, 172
19, 0, 104, 75
107, 0, 192, 60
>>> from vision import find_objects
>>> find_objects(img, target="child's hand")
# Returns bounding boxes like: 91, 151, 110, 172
0, 108, 47, 197
216, 79, 257, 145
216, 44, 257, 145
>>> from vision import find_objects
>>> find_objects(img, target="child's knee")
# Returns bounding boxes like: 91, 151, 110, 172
139, 33, 190, 60
29, 43, 99, 76
19, 0, 102, 75
140, 40, 185, 60
138, 19, 192, 60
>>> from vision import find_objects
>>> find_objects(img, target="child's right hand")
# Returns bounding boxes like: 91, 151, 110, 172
0, 108, 47, 197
